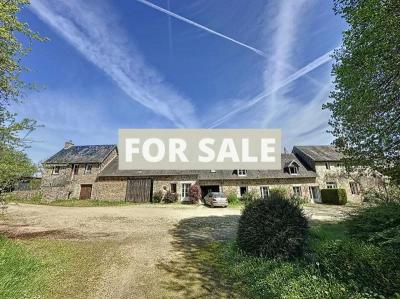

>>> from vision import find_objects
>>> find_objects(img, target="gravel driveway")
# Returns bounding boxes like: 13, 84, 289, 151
0, 203, 351, 298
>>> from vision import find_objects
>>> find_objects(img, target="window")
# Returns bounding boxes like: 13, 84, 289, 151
349, 182, 360, 195
72, 164, 79, 175
181, 183, 191, 198
84, 164, 92, 174
260, 186, 269, 199
240, 186, 248, 197
52, 166, 60, 175
238, 169, 247, 176
293, 186, 302, 196
170, 183, 177, 193
210, 170, 216, 173
326, 182, 337, 189
289, 166, 299, 175
325, 162, 331, 170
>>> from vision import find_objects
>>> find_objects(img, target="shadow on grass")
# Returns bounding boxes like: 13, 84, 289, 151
157, 215, 241, 298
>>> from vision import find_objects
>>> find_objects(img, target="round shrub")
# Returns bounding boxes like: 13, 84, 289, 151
163, 191, 178, 203
188, 184, 202, 204
237, 197, 308, 259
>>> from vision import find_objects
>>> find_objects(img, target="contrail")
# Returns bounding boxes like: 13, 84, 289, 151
209, 50, 334, 128
136, 0, 266, 57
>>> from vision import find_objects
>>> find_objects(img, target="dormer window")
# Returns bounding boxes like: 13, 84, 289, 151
289, 166, 299, 175
238, 169, 247, 176
286, 161, 300, 175
52, 166, 60, 175
84, 164, 92, 174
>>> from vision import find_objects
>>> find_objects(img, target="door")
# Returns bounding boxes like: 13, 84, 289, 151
79, 184, 92, 199
126, 178, 152, 202
309, 186, 321, 203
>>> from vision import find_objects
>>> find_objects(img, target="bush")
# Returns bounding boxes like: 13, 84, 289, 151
288, 196, 309, 205
152, 190, 163, 203
163, 191, 178, 203
269, 187, 288, 199
237, 197, 308, 259
345, 202, 400, 250
187, 184, 202, 204
227, 192, 240, 205
320, 189, 347, 205
240, 190, 258, 203
313, 238, 400, 297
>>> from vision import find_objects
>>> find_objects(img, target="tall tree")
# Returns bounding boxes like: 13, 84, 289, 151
0, 0, 45, 107
0, 0, 45, 194
325, 0, 400, 184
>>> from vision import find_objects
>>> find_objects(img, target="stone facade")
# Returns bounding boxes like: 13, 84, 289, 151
41, 143, 383, 203
41, 148, 117, 201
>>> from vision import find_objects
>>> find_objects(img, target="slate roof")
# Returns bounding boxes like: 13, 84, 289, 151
98, 156, 199, 177
197, 154, 316, 180
98, 153, 316, 179
293, 145, 343, 162
44, 145, 116, 164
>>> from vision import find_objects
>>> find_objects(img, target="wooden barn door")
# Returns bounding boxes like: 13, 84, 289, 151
79, 184, 92, 199
126, 178, 152, 202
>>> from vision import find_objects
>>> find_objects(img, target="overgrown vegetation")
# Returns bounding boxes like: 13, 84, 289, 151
237, 197, 308, 259
344, 202, 400, 251
202, 201, 400, 298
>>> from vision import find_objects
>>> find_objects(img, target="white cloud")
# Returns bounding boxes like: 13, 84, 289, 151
30, 0, 198, 128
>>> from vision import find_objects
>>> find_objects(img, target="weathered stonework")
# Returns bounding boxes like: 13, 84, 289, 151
92, 177, 127, 201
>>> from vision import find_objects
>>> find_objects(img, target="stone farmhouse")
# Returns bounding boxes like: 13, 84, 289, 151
40, 141, 379, 203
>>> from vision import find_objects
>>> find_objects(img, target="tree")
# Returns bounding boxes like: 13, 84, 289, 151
324, 0, 400, 184
0, 146, 36, 196
0, 0, 45, 107
0, 0, 44, 196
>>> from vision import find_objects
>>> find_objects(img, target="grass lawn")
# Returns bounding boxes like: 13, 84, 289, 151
0, 235, 120, 298
196, 221, 400, 298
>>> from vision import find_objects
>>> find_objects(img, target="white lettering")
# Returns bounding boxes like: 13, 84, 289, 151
143, 138, 165, 162
198, 138, 215, 162
217, 139, 240, 162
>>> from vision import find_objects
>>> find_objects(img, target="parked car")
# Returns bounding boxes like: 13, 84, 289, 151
204, 192, 228, 207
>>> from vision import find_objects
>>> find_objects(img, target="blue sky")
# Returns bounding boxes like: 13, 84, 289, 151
12, 0, 346, 163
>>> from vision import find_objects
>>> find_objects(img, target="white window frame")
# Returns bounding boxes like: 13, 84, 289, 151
237, 169, 247, 176
289, 166, 299, 175
181, 183, 191, 199
72, 164, 79, 175
326, 181, 337, 189
84, 164, 92, 174
52, 166, 60, 175
260, 186, 269, 199
292, 185, 302, 197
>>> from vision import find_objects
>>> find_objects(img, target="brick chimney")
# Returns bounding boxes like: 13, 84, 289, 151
64, 140, 74, 149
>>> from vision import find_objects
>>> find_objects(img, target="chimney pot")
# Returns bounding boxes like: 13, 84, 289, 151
64, 140, 74, 149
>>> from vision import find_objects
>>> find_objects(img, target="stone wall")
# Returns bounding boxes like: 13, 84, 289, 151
92, 177, 127, 201
4, 190, 42, 201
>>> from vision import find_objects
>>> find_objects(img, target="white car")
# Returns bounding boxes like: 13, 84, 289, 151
204, 192, 228, 208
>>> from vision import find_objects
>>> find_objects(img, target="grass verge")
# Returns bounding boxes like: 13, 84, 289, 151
0, 236, 120, 298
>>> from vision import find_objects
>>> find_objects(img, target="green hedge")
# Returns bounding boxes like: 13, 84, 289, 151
320, 189, 347, 205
